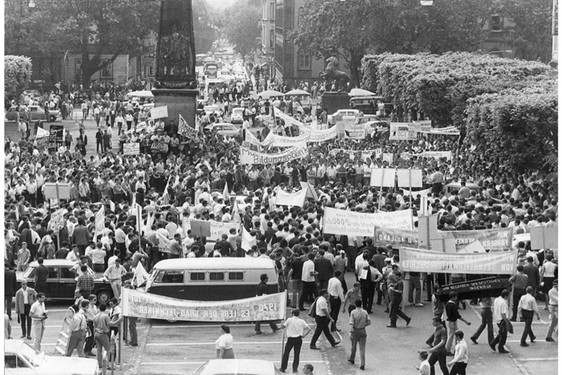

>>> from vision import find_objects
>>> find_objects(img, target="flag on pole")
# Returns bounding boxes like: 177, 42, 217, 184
178, 114, 198, 138
232, 201, 241, 223
241, 227, 257, 252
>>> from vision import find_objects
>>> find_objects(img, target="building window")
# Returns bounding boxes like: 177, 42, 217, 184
490, 15, 503, 31
269, 2, 275, 19
297, 50, 311, 70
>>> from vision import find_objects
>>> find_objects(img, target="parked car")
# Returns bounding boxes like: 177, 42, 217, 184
230, 107, 244, 124
5, 339, 99, 374
192, 359, 283, 375
204, 122, 241, 137
354, 114, 379, 125
327, 109, 361, 125
5, 105, 45, 122
16, 259, 115, 304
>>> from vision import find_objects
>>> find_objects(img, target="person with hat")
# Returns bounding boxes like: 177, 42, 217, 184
255, 273, 279, 334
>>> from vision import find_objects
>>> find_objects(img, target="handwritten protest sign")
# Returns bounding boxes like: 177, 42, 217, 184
123, 142, 140, 155
239, 142, 308, 165
323, 207, 413, 237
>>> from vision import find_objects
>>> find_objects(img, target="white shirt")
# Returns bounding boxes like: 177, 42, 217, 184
327, 277, 345, 301
282, 316, 310, 338
215, 333, 233, 350
301, 259, 315, 282
493, 297, 509, 323
315, 296, 329, 317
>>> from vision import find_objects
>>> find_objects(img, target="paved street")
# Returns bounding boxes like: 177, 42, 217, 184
7, 272, 554, 375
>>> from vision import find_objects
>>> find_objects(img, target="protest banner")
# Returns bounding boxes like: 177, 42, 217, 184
374, 227, 419, 247
399, 247, 518, 275
48, 125, 64, 152
389, 122, 417, 141
408, 151, 452, 160
209, 221, 240, 241
370, 168, 396, 187
530, 225, 558, 249
123, 142, 140, 155
50, 209, 66, 231
239, 142, 308, 165
274, 188, 307, 207
410, 120, 432, 133
122, 289, 287, 322
435, 227, 514, 252
36, 127, 50, 138
382, 153, 394, 164
190, 220, 212, 238
261, 132, 310, 147
435, 277, 511, 301
273, 106, 305, 128
308, 125, 338, 142
245, 128, 263, 146
179, 114, 198, 138
150, 105, 168, 119
43, 182, 71, 200
323, 207, 413, 237
344, 121, 365, 140
156, 232, 172, 254
300, 181, 319, 201
397, 169, 423, 188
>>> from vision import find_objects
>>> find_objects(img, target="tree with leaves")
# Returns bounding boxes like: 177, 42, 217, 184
220, 0, 261, 60
4, 56, 33, 101
4, 0, 159, 86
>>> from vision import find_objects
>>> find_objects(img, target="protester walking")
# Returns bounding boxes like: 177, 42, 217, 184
448, 331, 468, 375
428, 317, 449, 375
518, 286, 540, 346
216, 324, 235, 359
348, 299, 371, 371
5, 265, 17, 320
469, 297, 493, 345
29, 292, 47, 353
255, 274, 280, 334
309, 289, 340, 349
509, 265, 529, 321
546, 279, 558, 342
65, 302, 88, 357
15, 281, 36, 340
490, 289, 511, 353
444, 292, 471, 354
280, 309, 311, 373
93, 303, 112, 370
327, 270, 345, 332
387, 272, 411, 328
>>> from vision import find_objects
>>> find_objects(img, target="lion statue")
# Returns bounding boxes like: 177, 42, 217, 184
319, 56, 351, 92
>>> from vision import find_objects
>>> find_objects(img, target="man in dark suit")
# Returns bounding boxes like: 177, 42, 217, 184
5, 265, 17, 319
523, 256, 540, 294
314, 249, 334, 291
264, 222, 277, 245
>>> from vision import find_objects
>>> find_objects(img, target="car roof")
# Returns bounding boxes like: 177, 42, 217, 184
197, 359, 275, 374
4, 339, 25, 353
153, 257, 276, 271
27, 259, 76, 268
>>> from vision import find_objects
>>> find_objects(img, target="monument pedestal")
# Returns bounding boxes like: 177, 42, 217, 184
320, 91, 351, 114
152, 88, 198, 128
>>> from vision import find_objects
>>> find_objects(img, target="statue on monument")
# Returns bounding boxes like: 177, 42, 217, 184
319, 56, 351, 92
154, 0, 197, 89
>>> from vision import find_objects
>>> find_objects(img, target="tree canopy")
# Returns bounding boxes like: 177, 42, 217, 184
4, 56, 33, 100
219, 0, 261, 59
5, 0, 160, 86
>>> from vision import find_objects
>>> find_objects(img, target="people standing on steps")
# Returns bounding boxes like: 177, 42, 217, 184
517, 286, 540, 346
490, 289, 511, 353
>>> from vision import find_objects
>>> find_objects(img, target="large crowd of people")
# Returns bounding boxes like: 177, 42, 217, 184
4, 79, 558, 375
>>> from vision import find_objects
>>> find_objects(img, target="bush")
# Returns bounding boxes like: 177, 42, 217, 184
4, 55, 32, 100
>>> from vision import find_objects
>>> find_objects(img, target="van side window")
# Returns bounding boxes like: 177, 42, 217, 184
161, 271, 184, 283
190, 272, 206, 281
209, 272, 225, 281
228, 272, 244, 280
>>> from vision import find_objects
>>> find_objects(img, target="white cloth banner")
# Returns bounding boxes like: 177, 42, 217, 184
309, 125, 338, 143
261, 133, 310, 147
209, 221, 240, 241
241, 226, 257, 251
323, 207, 413, 236
408, 151, 452, 160
273, 106, 305, 128
399, 247, 517, 275
274, 188, 307, 207
122, 289, 287, 322
239, 142, 308, 165
245, 129, 263, 146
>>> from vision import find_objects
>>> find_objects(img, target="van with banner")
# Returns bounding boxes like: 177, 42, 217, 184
145, 258, 279, 301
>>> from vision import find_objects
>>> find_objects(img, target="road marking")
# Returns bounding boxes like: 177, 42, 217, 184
146, 340, 311, 346
151, 323, 316, 328
506, 339, 551, 343
140, 360, 326, 366
517, 358, 558, 362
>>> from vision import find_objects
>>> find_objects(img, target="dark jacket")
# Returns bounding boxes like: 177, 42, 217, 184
314, 256, 334, 282
256, 280, 269, 296
5, 269, 17, 296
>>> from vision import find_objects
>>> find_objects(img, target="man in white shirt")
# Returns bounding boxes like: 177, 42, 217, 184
327, 271, 345, 332
309, 289, 340, 350
447, 330, 468, 374
280, 309, 311, 373
299, 253, 317, 310
490, 289, 510, 353
29, 292, 47, 353
517, 286, 540, 346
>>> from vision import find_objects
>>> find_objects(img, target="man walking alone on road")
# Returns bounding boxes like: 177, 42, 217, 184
490, 289, 511, 353
280, 309, 311, 373
348, 299, 371, 371
445, 292, 471, 354
255, 274, 279, 334
517, 286, 540, 346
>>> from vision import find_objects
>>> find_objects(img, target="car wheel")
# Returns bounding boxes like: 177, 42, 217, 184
97, 290, 113, 304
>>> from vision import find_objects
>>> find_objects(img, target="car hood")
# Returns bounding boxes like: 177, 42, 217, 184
40, 355, 98, 374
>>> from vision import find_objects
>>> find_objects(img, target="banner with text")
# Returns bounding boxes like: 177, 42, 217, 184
209, 221, 240, 241
436, 227, 514, 252
123, 142, 140, 155
274, 188, 307, 207
374, 227, 419, 247
122, 289, 287, 322
261, 132, 311, 148
239, 142, 308, 165
309, 125, 338, 143
400, 247, 517, 274
323, 207, 413, 237
389, 123, 417, 141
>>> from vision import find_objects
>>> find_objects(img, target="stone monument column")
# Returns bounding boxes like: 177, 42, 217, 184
152, 0, 198, 130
